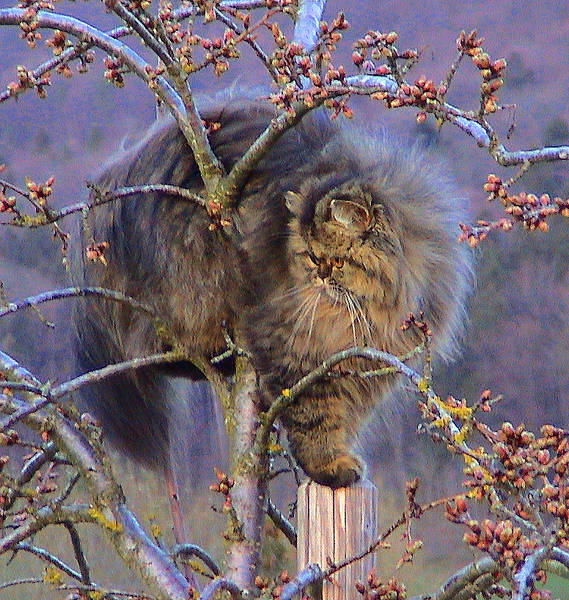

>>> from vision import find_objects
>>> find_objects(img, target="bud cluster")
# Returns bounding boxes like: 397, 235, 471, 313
0, 429, 19, 447
456, 29, 506, 114
209, 466, 235, 513
0, 190, 17, 214
144, 64, 165, 91
17, 0, 54, 8
459, 175, 569, 246
401, 311, 431, 338
352, 30, 417, 79
440, 415, 569, 599
355, 571, 406, 600
6, 65, 50, 99
18, 8, 41, 48
446, 498, 549, 599
45, 30, 67, 56
317, 12, 349, 56
86, 240, 109, 265
26, 175, 54, 207
103, 57, 126, 88
182, 29, 239, 76
157, 3, 182, 43
254, 569, 291, 599
125, 0, 151, 11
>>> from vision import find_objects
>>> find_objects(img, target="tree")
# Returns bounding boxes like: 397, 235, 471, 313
0, 1, 569, 599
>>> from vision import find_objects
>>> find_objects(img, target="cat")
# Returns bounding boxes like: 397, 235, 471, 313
73, 94, 472, 488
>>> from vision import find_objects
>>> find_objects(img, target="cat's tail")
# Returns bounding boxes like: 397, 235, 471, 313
72, 295, 171, 467
73, 303, 225, 478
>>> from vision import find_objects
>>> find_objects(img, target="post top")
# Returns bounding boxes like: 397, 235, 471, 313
298, 478, 378, 492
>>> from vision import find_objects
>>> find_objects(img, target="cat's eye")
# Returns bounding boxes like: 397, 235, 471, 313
307, 251, 319, 266
331, 257, 344, 269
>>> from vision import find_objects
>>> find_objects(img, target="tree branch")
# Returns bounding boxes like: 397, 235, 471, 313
0, 8, 185, 116
5, 184, 206, 228
106, 0, 173, 67
0, 504, 94, 553
14, 542, 83, 582
218, 100, 317, 207
0, 352, 191, 600
343, 74, 569, 166
225, 358, 267, 591
170, 544, 221, 577
512, 547, 549, 600
0, 287, 155, 319
50, 351, 183, 399
0, 24, 129, 103
200, 577, 243, 600
293, 0, 327, 50
409, 557, 498, 600
280, 564, 322, 600
266, 499, 297, 547
63, 521, 91, 585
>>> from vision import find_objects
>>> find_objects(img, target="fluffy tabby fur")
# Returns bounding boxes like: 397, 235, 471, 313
74, 96, 472, 487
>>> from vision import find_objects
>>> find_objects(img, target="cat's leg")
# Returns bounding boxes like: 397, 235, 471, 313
281, 385, 366, 488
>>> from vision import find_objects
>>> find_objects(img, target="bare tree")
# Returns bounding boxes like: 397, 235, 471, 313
0, 2, 568, 600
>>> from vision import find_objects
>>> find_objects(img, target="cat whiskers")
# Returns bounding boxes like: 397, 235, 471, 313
306, 289, 323, 356
343, 291, 359, 348
350, 294, 373, 343
286, 288, 321, 355
272, 283, 313, 303
343, 291, 373, 347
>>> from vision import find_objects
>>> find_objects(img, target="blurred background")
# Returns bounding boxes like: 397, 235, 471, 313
1, 0, 569, 597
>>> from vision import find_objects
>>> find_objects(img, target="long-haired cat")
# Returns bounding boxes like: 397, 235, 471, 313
74, 95, 472, 488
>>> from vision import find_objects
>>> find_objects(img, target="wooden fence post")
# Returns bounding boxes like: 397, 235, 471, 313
297, 480, 378, 600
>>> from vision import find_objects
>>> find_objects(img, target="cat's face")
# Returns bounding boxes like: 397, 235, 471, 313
286, 182, 404, 308
283, 182, 409, 350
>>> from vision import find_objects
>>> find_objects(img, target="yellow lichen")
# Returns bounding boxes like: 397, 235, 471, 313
417, 378, 428, 393
43, 566, 63, 586
87, 507, 123, 532
150, 524, 162, 538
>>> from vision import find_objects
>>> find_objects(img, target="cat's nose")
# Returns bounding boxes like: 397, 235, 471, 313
317, 260, 333, 280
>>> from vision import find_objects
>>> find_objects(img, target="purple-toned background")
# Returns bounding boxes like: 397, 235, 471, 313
1, 0, 569, 498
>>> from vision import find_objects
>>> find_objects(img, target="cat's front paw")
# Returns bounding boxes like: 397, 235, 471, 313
308, 453, 366, 488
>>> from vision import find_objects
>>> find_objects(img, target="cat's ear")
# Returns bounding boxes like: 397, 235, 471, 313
330, 199, 372, 232
285, 191, 304, 217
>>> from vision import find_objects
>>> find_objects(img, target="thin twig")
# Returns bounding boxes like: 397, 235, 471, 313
0, 286, 154, 318
0, 577, 42, 590
214, 8, 278, 83
199, 577, 243, 600
0, 504, 95, 554
0, 444, 58, 513
14, 542, 83, 581
5, 184, 206, 228
280, 564, 323, 600
53, 472, 81, 506
0, 397, 52, 432
50, 351, 183, 399
64, 521, 91, 585
266, 499, 297, 547
106, 0, 173, 67
0, 26, 128, 103
170, 544, 221, 577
